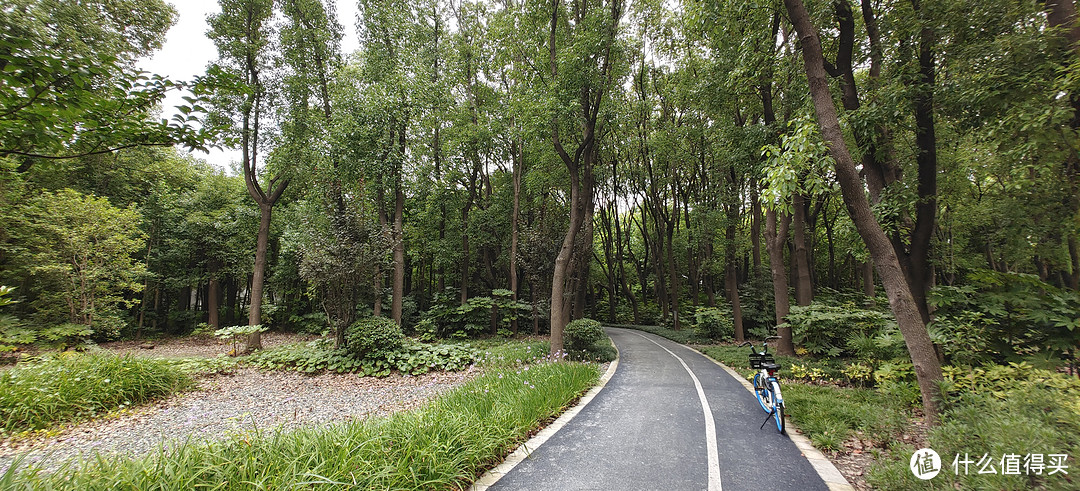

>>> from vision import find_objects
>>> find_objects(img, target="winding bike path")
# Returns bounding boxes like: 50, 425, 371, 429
483, 327, 843, 491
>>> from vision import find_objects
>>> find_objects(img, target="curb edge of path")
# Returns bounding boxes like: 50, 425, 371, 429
469, 343, 621, 491
682, 344, 856, 491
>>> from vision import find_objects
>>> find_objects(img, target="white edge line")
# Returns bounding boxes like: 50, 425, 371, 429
631, 332, 722, 491
468, 341, 621, 491
682, 344, 857, 491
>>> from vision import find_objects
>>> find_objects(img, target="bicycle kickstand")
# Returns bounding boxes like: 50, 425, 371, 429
760, 410, 775, 430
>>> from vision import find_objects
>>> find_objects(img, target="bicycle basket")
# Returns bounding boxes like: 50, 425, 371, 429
749, 353, 775, 369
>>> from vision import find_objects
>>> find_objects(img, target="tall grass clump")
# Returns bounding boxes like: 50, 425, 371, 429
9, 361, 600, 489
0, 352, 192, 433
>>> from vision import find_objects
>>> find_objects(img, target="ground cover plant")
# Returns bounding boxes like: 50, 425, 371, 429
5, 361, 601, 490
0, 352, 193, 434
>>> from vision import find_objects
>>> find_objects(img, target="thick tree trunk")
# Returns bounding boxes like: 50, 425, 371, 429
766, 209, 794, 355
783, 0, 944, 423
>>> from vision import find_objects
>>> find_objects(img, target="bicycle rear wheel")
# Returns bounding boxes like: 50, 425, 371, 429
770, 380, 786, 433
753, 372, 772, 413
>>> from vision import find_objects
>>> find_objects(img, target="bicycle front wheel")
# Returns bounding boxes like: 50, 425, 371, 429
774, 402, 785, 433
753, 372, 772, 413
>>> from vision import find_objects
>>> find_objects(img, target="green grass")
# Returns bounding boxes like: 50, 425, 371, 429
7, 361, 600, 490
0, 352, 193, 434
867, 370, 1080, 490
471, 338, 551, 369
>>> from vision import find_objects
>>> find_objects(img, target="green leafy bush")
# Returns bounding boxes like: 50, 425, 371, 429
346, 317, 405, 360
0, 352, 192, 432
248, 339, 361, 374
693, 306, 734, 340
563, 318, 615, 362
250, 339, 476, 377
928, 270, 1080, 368
785, 302, 893, 357
421, 291, 532, 339
564, 318, 604, 351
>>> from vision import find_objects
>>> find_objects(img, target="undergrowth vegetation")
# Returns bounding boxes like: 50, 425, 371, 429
0, 352, 192, 433
6, 362, 600, 490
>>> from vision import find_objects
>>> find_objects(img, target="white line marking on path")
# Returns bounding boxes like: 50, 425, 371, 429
632, 332, 722, 491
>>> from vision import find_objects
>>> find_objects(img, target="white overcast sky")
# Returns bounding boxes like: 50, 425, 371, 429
137, 0, 360, 170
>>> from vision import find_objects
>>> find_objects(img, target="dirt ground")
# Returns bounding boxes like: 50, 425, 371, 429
99, 331, 317, 358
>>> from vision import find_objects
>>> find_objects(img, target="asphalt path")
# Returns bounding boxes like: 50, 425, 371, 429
487, 327, 828, 491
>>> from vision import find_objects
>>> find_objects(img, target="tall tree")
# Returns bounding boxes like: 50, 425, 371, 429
206, 0, 287, 351
543, 0, 625, 352
782, 0, 945, 422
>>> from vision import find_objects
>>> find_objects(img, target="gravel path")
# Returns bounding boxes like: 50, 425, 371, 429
101, 332, 314, 358
0, 366, 478, 473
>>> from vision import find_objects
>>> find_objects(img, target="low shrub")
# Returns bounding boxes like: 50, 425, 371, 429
249, 339, 477, 377
693, 306, 734, 341
564, 319, 616, 362
564, 319, 604, 351
9, 362, 601, 489
0, 352, 192, 433
214, 324, 267, 355
386, 344, 475, 375
345, 317, 405, 360
248, 339, 360, 374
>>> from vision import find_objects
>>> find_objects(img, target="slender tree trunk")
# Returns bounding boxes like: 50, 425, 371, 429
784, 0, 944, 423
1069, 235, 1080, 290
614, 200, 640, 323
208, 270, 220, 329
246, 202, 272, 350
750, 182, 762, 274
550, 175, 581, 353
666, 215, 680, 330
862, 260, 876, 300
793, 193, 813, 306
766, 209, 794, 354
510, 137, 522, 334
392, 180, 405, 325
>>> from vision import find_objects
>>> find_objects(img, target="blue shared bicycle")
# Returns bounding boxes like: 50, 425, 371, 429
740, 336, 786, 433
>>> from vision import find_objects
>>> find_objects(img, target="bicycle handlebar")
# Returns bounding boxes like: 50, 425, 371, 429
738, 341, 752, 347
765, 336, 780, 341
